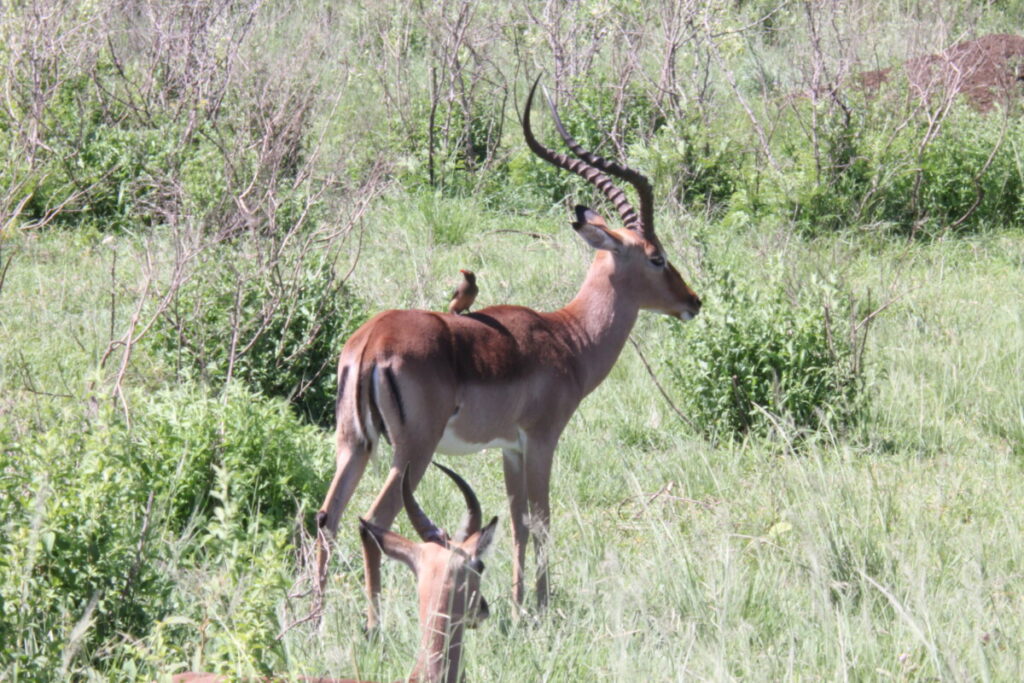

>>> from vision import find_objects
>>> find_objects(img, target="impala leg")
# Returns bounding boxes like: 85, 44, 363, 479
314, 440, 372, 602
361, 454, 432, 629
502, 448, 528, 607
525, 440, 555, 610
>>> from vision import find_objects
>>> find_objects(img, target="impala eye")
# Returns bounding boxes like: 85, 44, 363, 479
649, 255, 666, 268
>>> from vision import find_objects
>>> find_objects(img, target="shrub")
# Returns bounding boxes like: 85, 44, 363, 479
750, 95, 1024, 235
629, 118, 742, 216
150, 243, 368, 426
136, 383, 330, 529
730, 96, 875, 235
872, 108, 1024, 234
9, 69, 178, 232
665, 270, 868, 442
0, 384, 329, 677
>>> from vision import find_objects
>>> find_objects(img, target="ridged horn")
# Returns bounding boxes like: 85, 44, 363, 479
434, 463, 482, 543
402, 467, 446, 545
541, 86, 656, 238
522, 75, 642, 233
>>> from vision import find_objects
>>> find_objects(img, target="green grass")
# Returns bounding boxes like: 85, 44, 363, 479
5, 0, 1024, 677
4, 200, 1024, 680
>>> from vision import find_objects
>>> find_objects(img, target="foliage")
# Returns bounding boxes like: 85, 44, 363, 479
630, 117, 742, 215
6, 70, 177, 232
1, 3, 320, 237
744, 93, 1024, 235
770, 102, 872, 234
874, 108, 1024, 233
0, 384, 329, 677
149, 244, 368, 426
665, 269, 868, 441
8, 0, 1024, 239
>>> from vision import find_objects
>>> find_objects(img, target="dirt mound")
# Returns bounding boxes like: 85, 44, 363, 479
860, 33, 1024, 111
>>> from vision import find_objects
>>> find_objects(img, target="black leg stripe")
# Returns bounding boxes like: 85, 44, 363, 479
383, 366, 406, 424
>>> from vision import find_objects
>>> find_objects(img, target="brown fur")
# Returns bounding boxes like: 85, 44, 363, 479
313, 82, 702, 625
174, 468, 495, 683
315, 223, 700, 624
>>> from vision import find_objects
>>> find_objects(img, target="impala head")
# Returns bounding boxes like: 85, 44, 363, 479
359, 464, 497, 631
523, 77, 701, 321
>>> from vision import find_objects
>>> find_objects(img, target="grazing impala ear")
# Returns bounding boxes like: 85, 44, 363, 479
571, 205, 622, 253
360, 518, 419, 572
469, 516, 499, 558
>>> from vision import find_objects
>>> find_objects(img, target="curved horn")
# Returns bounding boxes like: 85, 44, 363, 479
523, 76, 641, 232
541, 87, 656, 238
434, 463, 482, 543
402, 467, 446, 545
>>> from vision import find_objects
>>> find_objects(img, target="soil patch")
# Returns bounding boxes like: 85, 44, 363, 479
859, 33, 1024, 111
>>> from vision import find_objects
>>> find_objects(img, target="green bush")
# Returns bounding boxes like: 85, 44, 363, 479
150, 244, 368, 426
0, 63, 235, 234
748, 96, 1024, 235
629, 118, 742, 215
0, 384, 329, 677
665, 270, 867, 441
136, 383, 330, 528
8, 70, 175, 232
1, 43, 314, 236
873, 108, 1024, 233
724, 96, 873, 234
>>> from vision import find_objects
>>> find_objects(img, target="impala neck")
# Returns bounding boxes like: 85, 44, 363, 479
558, 251, 640, 396
410, 601, 466, 683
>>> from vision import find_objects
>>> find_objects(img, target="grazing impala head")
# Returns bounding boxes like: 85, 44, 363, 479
171, 469, 496, 683
361, 464, 497, 683
313, 76, 699, 632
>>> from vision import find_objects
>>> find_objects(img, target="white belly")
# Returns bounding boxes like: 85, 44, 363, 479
435, 422, 522, 455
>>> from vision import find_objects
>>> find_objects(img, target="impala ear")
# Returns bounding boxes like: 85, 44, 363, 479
469, 516, 499, 558
571, 205, 622, 253
360, 518, 419, 573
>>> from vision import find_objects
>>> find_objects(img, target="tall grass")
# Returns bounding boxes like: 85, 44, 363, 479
6, 199, 1024, 679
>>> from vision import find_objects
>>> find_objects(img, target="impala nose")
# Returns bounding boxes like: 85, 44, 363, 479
677, 295, 701, 321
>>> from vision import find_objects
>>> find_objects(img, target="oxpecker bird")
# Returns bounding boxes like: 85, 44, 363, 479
447, 269, 478, 314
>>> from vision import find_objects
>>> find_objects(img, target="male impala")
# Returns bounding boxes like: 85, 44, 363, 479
314, 77, 701, 624
173, 465, 496, 683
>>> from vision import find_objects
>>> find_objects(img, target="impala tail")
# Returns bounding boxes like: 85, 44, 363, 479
336, 358, 399, 451
315, 337, 406, 593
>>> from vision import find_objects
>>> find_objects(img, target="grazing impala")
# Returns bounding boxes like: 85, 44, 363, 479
173, 465, 496, 683
314, 77, 701, 625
